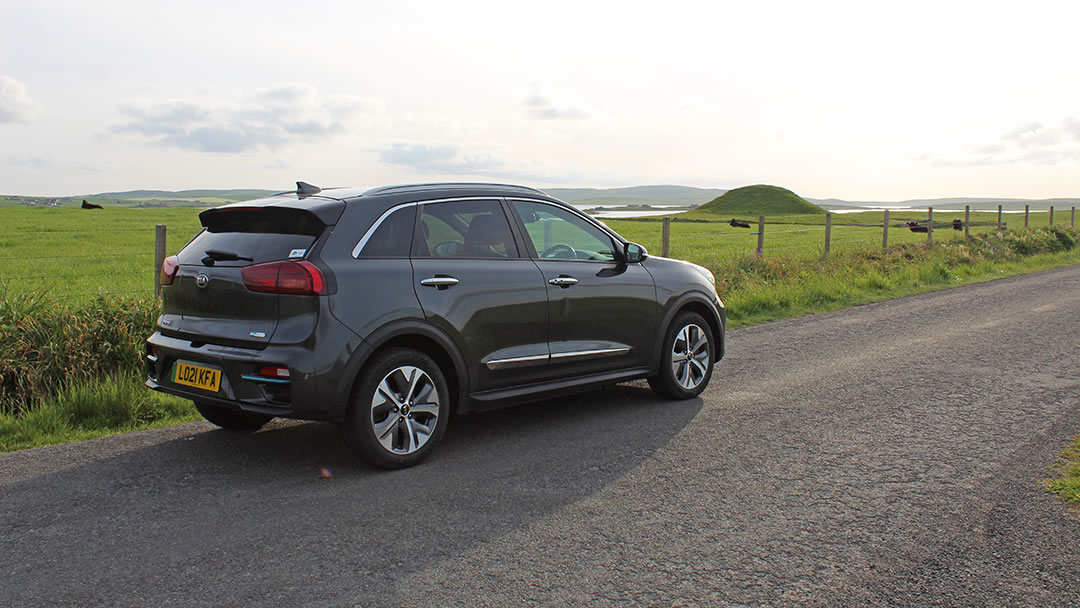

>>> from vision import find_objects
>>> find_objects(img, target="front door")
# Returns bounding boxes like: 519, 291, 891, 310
508, 199, 657, 378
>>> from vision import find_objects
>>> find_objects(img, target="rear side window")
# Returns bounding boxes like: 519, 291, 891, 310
178, 207, 325, 266
356, 206, 416, 258
414, 199, 519, 258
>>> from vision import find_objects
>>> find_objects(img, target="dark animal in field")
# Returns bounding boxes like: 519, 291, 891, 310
81, 200, 103, 209
730, 218, 751, 228
906, 221, 928, 233
953, 219, 963, 231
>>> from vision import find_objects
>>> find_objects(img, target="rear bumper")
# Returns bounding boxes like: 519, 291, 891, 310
145, 332, 333, 421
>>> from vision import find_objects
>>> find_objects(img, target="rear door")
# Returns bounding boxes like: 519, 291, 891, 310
162, 207, 325, 348
410, 198, 550, 392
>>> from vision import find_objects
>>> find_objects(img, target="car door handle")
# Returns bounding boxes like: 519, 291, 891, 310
420, 276, 459, 289
548, 276, 579, 288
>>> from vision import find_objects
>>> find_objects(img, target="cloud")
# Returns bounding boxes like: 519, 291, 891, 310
111, 83, 383, 153
6, 155, 102, 172
931, 118, 1080, 168
379, 143, 503, 174
0, 76, 39, 123
377, 142, 592, 184
525, 86, 590, 120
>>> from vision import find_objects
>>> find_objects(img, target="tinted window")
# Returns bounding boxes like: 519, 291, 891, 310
179, 207, 324, 265
510, 200, 616, 262
358, 206, 416, 258
415, 199, 519, 258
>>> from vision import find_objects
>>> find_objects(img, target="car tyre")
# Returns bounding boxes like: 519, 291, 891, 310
648, 311, 714, 400
194, 401, 274, 431
340, 348, 450, 469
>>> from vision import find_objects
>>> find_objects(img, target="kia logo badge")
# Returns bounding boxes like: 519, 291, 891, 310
195, 273, 210, 288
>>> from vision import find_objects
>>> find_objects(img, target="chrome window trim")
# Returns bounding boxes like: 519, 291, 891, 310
352, 196, 510, 258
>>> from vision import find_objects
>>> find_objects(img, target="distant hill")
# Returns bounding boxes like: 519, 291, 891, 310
546, 185, 727, 206
696, 185, 825, 217
91, 189, 277, 201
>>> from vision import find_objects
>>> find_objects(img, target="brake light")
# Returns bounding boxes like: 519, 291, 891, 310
241, 260, 326, 295
161, 255, 179, 285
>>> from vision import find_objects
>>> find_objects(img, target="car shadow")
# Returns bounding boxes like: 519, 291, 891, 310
2, 381, 703, 606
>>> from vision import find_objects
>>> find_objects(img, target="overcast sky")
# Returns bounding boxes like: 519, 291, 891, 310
3, 0, 1079, 201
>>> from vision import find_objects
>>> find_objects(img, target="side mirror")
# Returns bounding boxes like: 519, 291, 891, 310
624, 242, 648, 263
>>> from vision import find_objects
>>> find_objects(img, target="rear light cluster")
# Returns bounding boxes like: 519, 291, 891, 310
160, 256, 179, 285
242, 260, 327, 295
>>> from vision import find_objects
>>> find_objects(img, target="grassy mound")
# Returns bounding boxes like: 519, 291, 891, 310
695, 184, 825, 217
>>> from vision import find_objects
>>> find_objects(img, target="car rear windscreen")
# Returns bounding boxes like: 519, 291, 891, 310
178, 207, 325, 266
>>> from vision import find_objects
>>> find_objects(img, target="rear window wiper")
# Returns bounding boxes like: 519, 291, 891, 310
202, 249, 254, 266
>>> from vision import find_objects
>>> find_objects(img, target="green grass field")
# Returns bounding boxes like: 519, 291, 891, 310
0, 206, 1075, 305
0, 207, 204, 304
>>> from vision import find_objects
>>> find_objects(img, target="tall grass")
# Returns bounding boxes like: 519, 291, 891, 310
0, 286, 160, 414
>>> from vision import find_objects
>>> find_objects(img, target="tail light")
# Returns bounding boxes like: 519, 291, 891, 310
241, 260, 326, 295
258, 366, 290, 379
160, 256, 179, 285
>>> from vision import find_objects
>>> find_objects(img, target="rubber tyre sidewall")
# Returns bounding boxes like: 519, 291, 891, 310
340, 348, 450, 470
194, 401, 273, 431
648, 311, 714, 400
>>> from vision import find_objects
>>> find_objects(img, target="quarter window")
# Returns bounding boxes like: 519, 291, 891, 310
357, 206, 416, 258
510, 200, 617, 262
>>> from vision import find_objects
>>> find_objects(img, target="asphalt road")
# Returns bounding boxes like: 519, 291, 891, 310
3, 266, 1080, 607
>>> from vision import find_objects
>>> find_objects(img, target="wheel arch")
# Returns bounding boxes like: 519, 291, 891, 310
653, 292, 726, 369
333, 320, 469, 421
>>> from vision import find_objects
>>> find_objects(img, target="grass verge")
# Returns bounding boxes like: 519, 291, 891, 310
0, 371, 196, 452
1047, 435, 1080, 505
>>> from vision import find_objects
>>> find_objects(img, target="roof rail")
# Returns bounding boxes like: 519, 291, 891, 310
361, 182, 548, 197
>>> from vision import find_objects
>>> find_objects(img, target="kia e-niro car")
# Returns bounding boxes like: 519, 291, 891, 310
146, 182, 725, 468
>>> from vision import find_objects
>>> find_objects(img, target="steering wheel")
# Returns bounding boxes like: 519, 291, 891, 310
541, 244, 577, 259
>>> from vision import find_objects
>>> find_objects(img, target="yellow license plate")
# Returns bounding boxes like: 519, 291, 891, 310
172, 361, 222, 392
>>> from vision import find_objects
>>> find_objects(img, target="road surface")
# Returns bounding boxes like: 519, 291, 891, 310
3, 266, 1080, 607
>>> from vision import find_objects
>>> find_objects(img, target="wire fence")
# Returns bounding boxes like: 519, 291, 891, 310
2, 204, 1076, 305
610, 205, 1080, 263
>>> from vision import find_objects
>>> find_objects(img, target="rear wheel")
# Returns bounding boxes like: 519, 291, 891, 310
340, 348, 450, 469
648, 312, 714, 400
194, 401, 273, 431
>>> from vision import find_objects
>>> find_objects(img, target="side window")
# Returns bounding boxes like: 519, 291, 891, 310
357, 205, 416, 258
510, 200, 617, 262
414, 199, 519, 258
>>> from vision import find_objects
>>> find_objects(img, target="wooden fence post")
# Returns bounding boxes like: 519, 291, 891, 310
964, 205, 970, 238
661, 217, 671, 257
1024, 204, 1029, 228
1072, 207, 1076, 227
756, 216, 765, 257
998, 205, 1003, 230
882, 209, 889, 250
824, 213, 832, 256
154, 224, 167, 298
1050, 206, 1055, 226
927, 207, 933, 246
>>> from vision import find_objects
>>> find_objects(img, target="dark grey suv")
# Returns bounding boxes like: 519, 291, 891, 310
146, 182, 725, 468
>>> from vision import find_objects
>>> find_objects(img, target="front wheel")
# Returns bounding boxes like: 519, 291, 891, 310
648, 312, 714, 399
194, 401, 273, 431
340, 348, 450, 469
